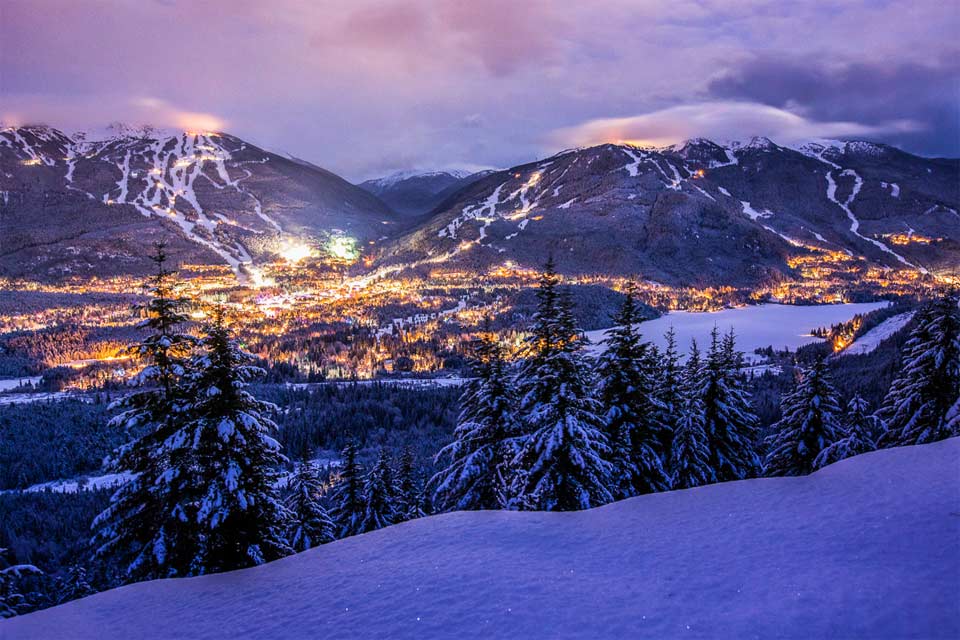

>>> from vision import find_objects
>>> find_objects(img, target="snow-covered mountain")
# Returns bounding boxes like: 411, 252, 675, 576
6, 438, 958, 639
359, 169, 489, 218
0, 124, 397, 279
378, 137, 959, 285
3, 126, 957, 286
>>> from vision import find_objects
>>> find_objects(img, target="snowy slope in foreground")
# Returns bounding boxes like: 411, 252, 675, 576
7, 440, 960, 640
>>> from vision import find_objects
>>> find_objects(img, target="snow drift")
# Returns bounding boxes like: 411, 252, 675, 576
6, 439, 959, 639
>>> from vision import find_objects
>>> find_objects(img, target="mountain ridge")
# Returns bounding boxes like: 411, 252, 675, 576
0, 124, 397, 279
374, 137, 958, 285
2, 125, 957, 286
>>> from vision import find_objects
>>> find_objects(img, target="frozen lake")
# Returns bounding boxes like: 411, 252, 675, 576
585, 302, 889, 358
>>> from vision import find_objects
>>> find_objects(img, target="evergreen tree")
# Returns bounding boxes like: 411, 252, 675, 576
56, 564, 95, 605
285, 458, 335, 552
92, 242, 198, 581
878, 293, 960, 447
657, 327, 683, 482
431, 330, 518, 511
670, 340, 713, 489
396, 448, 426, 521
814, 392, 878, 468
329, 442, 365, 539
0, 548, 41, 619
596, 284, 669, 498
764, 358, 843, 476
512, 264, 613, 511
171, 305, 292, 574
358, 448, 396, 533
701, 328, 760, 481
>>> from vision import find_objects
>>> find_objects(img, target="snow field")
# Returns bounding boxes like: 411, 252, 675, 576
7, 437, 959, 639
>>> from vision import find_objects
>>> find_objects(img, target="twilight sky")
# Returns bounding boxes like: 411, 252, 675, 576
1, 0, 957, 181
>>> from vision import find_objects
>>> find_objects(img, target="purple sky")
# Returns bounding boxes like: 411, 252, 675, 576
2, 0, 957, 180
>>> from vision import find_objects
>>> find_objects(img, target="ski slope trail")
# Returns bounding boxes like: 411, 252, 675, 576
839, 311, 916, 356
822, 167, 925, 273
7, 438, 959, 640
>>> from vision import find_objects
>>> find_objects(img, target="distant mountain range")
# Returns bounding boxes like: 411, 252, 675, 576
359, 169, 490, 218
1, 125, 957, 285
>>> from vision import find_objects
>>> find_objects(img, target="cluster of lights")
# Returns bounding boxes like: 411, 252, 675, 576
881, 232, 940, 246
325, 235, 360, 263
277, 239, 315, 264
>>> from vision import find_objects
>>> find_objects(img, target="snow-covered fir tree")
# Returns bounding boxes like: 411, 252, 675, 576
1, 548, 41, 619
596, 285, 669, 498
431, 329, 518, 511
285, 458, 335, 552
764, 357, 843, 476
92, 242, 199, 581
329, 442, 365, 539
512, 262, 613, 511
670, 340, 713, 489
878, 293, 960, 447
814, 392, 878, 469
701, 328, 760, 481
657, 327, 683, 482
395, 448, 426, 521
55, 564, 95, 605
172, 304, 292, 573
358, 449, 396, 533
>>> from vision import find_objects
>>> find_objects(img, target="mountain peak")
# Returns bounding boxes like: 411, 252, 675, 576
365, 169, 475, 189
741, 136, 778, 151
359, 168, 488, 217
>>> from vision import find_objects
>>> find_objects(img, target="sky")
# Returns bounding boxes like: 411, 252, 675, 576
1, 0, 957, 181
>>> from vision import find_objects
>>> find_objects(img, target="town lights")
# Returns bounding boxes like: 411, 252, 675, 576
278, 240, 314, 263
325, 235, 360, 263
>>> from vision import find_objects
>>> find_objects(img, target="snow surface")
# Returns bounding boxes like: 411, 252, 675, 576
585, 302, 888, 358
740, 200, 772, 220
0, 390, 78, 406
367, 169, 475, 189
5, 472, 133, 495
7, 438, 959, 639
0, 376, 41, 392
839, 311, 915, 357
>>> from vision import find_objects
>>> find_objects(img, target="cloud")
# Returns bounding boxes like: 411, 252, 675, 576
130, 98, 228, 132
550, 101, 922, 149
1, 0, 956, 178
1, 95, 227, 135
707, 56, 960, 156
309, 0, 565, 77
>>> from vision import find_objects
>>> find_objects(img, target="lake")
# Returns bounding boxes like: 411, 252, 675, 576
584, 302, 889, 358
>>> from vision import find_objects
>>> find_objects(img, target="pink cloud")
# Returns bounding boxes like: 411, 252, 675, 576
550, 101, 923, 149
437, 0, 564, 76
